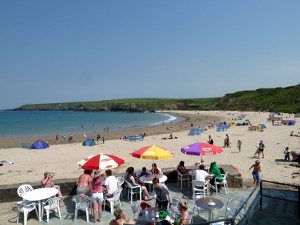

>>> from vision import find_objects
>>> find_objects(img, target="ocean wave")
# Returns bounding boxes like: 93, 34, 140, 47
150, 113, 177, 126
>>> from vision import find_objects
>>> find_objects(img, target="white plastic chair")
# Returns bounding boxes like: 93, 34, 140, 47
130, 201, 141, 217
215, 172, 229, 194
177, 170, 190, 189
169, 197, 181, 218
105, 189, 123, 214
42, 197, 61, 223
17, 184, 34, 200
16, 201, 38, 225
72, 195, 91, 222
192, 180, 208, 198
124, 180, 142, 204
117, 177, 124, 189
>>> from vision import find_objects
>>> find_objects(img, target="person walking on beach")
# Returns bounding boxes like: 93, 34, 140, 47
237, 138, 242, 152
256, 140, 265, 159
249, 160, 261, 186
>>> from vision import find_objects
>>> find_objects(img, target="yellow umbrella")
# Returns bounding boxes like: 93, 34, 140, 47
130, 145, 174, 160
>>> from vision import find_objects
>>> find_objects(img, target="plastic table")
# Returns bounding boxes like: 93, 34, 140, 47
139, 174, 168, 184
23, 187, 58, 221
195, 197, 224, 220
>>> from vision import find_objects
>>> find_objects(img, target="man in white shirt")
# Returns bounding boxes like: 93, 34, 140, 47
194, 164, 211, 195
194, 164, 209, 183
104, 169, 119, 196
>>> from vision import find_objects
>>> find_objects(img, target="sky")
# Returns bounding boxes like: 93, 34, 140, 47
0, 0, 299, 109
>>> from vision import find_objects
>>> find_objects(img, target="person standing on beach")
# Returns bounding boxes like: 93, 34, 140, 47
91, 171, 104, 223
76, 170, 93, 195
257, 140, 265, 159
224, 134, 230, 147
284, 147, 290, 161
208, 135, 214, 145
237, 138, 242, 152
249, 160, 261, 186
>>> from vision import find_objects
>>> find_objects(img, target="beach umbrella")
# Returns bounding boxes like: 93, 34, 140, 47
181, 142, 223, 156
81, 153, 125, 170
77, 154, 96, 167
130, 145, 174, 160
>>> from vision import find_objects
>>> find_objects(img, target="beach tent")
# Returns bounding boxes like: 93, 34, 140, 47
128, 135, 144, 142
189, 127, 205, 136
31, 140, 49, 150
295, 113, 300, 118
82, 139, 96, 146
230, 122, 236, 126
259, 124, 267, 129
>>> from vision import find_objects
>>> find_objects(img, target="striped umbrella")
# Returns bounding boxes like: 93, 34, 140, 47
130, 145, 174, 160
81, 153, 125, 170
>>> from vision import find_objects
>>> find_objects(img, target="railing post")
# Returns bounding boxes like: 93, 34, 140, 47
298, 186, 300, 218
260, 180, 262, 211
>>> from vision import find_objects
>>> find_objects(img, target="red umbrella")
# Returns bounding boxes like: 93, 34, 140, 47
81, 153, 125, 170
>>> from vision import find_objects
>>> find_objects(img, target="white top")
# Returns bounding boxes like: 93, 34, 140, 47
23, 188, 58, 201
195, 170, 209, 183
139, 174, 167, 184
104, 176, 118, 194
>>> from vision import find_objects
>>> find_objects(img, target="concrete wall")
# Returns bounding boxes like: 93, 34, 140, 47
0, 165, 242, 203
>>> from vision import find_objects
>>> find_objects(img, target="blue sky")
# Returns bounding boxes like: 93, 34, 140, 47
0, 0, 299, 109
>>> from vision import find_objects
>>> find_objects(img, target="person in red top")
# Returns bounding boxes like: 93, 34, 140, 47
150, 163, 161, 175
91, 170, 104, 223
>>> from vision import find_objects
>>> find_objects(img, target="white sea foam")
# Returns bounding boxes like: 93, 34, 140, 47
150, 113, 177, 126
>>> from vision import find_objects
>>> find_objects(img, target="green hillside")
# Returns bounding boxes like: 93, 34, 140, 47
15, 84, 300, 113
216, 84, 300, 113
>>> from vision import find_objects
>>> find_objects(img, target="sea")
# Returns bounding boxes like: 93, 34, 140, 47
0, 111, 178, 138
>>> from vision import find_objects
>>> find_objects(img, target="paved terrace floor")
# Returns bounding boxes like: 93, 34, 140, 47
0, 183, 254, 225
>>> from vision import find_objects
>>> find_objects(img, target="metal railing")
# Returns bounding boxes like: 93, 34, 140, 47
259, 179, 300, 218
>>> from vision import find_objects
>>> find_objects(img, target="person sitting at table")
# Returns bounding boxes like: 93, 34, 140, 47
150, 163, 162, 175
109, 208, 135, 225
138, 167, 149, 178
125, 167, 153, 200
76, 169, 93, 195
194, 164, 211, 195
152, 177, 172, 211
209, 162, 224, 193
41, 171, 63, 200
104, 169, 119, 197
91, 170, 104, 223
160, 201, 190, 225
177, 161, 188, 174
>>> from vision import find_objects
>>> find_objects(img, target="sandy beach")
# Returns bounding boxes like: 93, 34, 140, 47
0, 110, 299, 186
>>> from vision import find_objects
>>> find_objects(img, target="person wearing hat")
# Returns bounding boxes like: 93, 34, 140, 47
249, 160, 261, 186
91, 170, 104, 223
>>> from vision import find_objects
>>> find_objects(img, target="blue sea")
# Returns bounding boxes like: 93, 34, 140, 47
0, 111, 178, 138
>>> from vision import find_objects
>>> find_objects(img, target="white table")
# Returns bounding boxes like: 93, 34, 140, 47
139, 174, 168, 184
23, 187, 58, 221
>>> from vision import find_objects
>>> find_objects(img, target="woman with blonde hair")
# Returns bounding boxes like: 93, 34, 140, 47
162, 201, 190, 225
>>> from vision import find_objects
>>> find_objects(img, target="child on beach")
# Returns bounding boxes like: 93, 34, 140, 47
284, 147, 290, 161
249, 160, 261, 186
91, 170, 104, 223
138, 167, 149, 178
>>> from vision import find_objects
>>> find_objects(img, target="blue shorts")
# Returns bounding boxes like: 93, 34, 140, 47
252, 172, 260, 182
